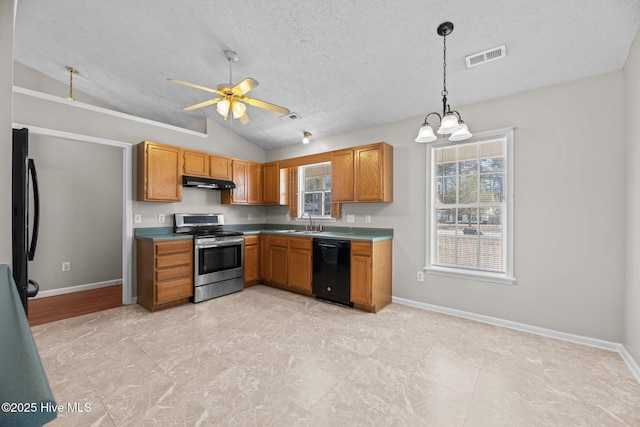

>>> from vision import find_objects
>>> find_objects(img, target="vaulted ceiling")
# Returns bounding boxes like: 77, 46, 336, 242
13, 0, 640, 149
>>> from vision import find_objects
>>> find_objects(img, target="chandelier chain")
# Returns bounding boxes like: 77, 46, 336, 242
442, 34, 448, 97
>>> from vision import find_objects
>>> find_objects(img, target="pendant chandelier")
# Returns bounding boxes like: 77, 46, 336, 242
415, 22, 472, 143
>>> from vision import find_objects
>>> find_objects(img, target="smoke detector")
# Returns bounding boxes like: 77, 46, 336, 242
465, 44, 506, 68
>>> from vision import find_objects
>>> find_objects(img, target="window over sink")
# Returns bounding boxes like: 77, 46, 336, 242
299, 162, 331, 218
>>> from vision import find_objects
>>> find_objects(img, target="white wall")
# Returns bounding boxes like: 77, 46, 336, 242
624, 26, 640, 366
267, 71, 626, 343
28, 134, 123, 292
0, 1, 16, 265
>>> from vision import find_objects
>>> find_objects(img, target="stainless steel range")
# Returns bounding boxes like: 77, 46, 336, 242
175, 213, 244, 303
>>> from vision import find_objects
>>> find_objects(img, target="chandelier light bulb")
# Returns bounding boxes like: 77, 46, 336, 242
216, 99, 231, 119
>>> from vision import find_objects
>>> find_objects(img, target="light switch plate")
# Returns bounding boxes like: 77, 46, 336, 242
365, 215, 371, 223
248, 214, 253, 221
134, 214, 142, 224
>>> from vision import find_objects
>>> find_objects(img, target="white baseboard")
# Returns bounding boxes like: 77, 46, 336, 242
33, 279, 122, 299
392, 296, 640, 384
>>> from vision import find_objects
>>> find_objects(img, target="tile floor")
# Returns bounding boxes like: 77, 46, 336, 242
31, 285, 640, 426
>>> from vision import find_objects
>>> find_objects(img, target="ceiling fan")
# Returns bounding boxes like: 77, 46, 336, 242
168, 50, 290, 125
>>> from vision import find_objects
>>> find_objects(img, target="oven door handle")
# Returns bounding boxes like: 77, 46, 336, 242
198, 241, 243, 249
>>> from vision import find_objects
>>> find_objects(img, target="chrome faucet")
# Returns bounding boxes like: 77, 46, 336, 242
301, 212, 313, 231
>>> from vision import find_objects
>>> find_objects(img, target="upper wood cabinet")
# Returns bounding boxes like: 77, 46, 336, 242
221, 159, 262, 205
183, 150, 209, 177
210, 154, 232, 180
331, 148, 355, 202
183, 149, 233, 181
330, 142, 393, 203
262, 162, 280, 205
355, 143, 393, 202
137, 141, 182, 202
287, 167, 299, 218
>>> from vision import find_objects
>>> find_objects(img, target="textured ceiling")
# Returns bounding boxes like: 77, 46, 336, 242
13, 0, 640, 149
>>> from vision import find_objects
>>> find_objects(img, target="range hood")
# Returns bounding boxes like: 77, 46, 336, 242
182, 175, 236, 190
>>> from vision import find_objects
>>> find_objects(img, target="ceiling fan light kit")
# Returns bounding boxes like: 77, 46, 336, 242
415, 22, 473, 144
168, 49, 290, 127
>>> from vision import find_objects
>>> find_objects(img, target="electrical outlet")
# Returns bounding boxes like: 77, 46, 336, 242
347, 215, 355, 223
365, 215, 371, 223
248, 214, 253, 221
417, 271, 424, 282
134, 214, 142, 224
62, 262, 71, 272
158, 214, 165, 223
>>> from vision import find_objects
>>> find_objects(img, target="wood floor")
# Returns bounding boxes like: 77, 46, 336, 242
28, 284, 123, 327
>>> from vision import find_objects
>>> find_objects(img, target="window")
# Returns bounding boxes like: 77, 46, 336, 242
299, 162, 331, 217
426, 129, 514, 284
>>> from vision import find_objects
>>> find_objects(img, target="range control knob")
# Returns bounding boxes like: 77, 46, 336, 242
327, 286, 332, 292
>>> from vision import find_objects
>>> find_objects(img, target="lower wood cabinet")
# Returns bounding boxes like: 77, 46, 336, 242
350, 240, 392, 313
137, 239, 193, 312
244, 235, 261, 286
254, 233, 392, 312
262, 235, 312, 294
287, 237, 312, 293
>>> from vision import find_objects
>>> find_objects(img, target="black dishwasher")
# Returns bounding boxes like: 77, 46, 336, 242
312, 239, 352, 307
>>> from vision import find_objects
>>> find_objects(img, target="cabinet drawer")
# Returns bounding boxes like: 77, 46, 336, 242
156, 265, 192, 282
244, 235, 259, 246
289, 237, 312, 250
157, 277, 193, 303
269, 236, 288, 247
156, 252, 192, 269
351, 241, 372, 256
156, 240, 192, 255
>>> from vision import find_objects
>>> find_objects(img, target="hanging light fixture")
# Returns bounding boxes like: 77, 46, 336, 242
302, 131, 312, 144
65, 65, 78, 101
415, 22, 472, 143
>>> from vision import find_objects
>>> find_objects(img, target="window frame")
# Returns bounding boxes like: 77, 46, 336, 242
425, 128, 515, 284
298, 161, 332, 219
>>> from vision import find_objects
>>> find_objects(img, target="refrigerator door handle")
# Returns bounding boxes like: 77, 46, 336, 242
27, 158, 39, 261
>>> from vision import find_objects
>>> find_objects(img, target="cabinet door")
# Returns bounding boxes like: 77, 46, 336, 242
332, 148, 354, 202
244, 239, 260, 284
259, 235, 268, 281
267, 237, 288, 286
210, 155, 232, 180
247, 162, 262, 204
350, 242, 372, 305
138, 141, 182, 202
231, 159, 248, 203
288, 238, 311, 292
355, 145, 383, 202
262, 162, 279, 205
288, 167, 299, 217
183, 150, 209, 177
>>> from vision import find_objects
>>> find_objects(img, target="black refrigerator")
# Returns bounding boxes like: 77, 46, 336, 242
12, 127, 41, 314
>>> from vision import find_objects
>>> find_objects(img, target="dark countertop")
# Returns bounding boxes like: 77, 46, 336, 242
134, 225, 392, 242
227, 224, 393, 242
134, 227, 193, 242
0, 265, 57, 427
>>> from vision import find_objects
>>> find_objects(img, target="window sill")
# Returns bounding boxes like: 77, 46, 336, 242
424, 266, 515, 285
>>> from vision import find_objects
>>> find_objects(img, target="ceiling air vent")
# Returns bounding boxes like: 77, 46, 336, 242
465, 44, 506, 68
281, 112, 301, 120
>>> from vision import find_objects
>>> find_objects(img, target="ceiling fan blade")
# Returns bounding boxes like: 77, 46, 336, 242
243, 97, 290, 115
239, 112, 250, 125
167, 78, 220, 95
183, 98, 222, 111
232, 78, 258, 96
